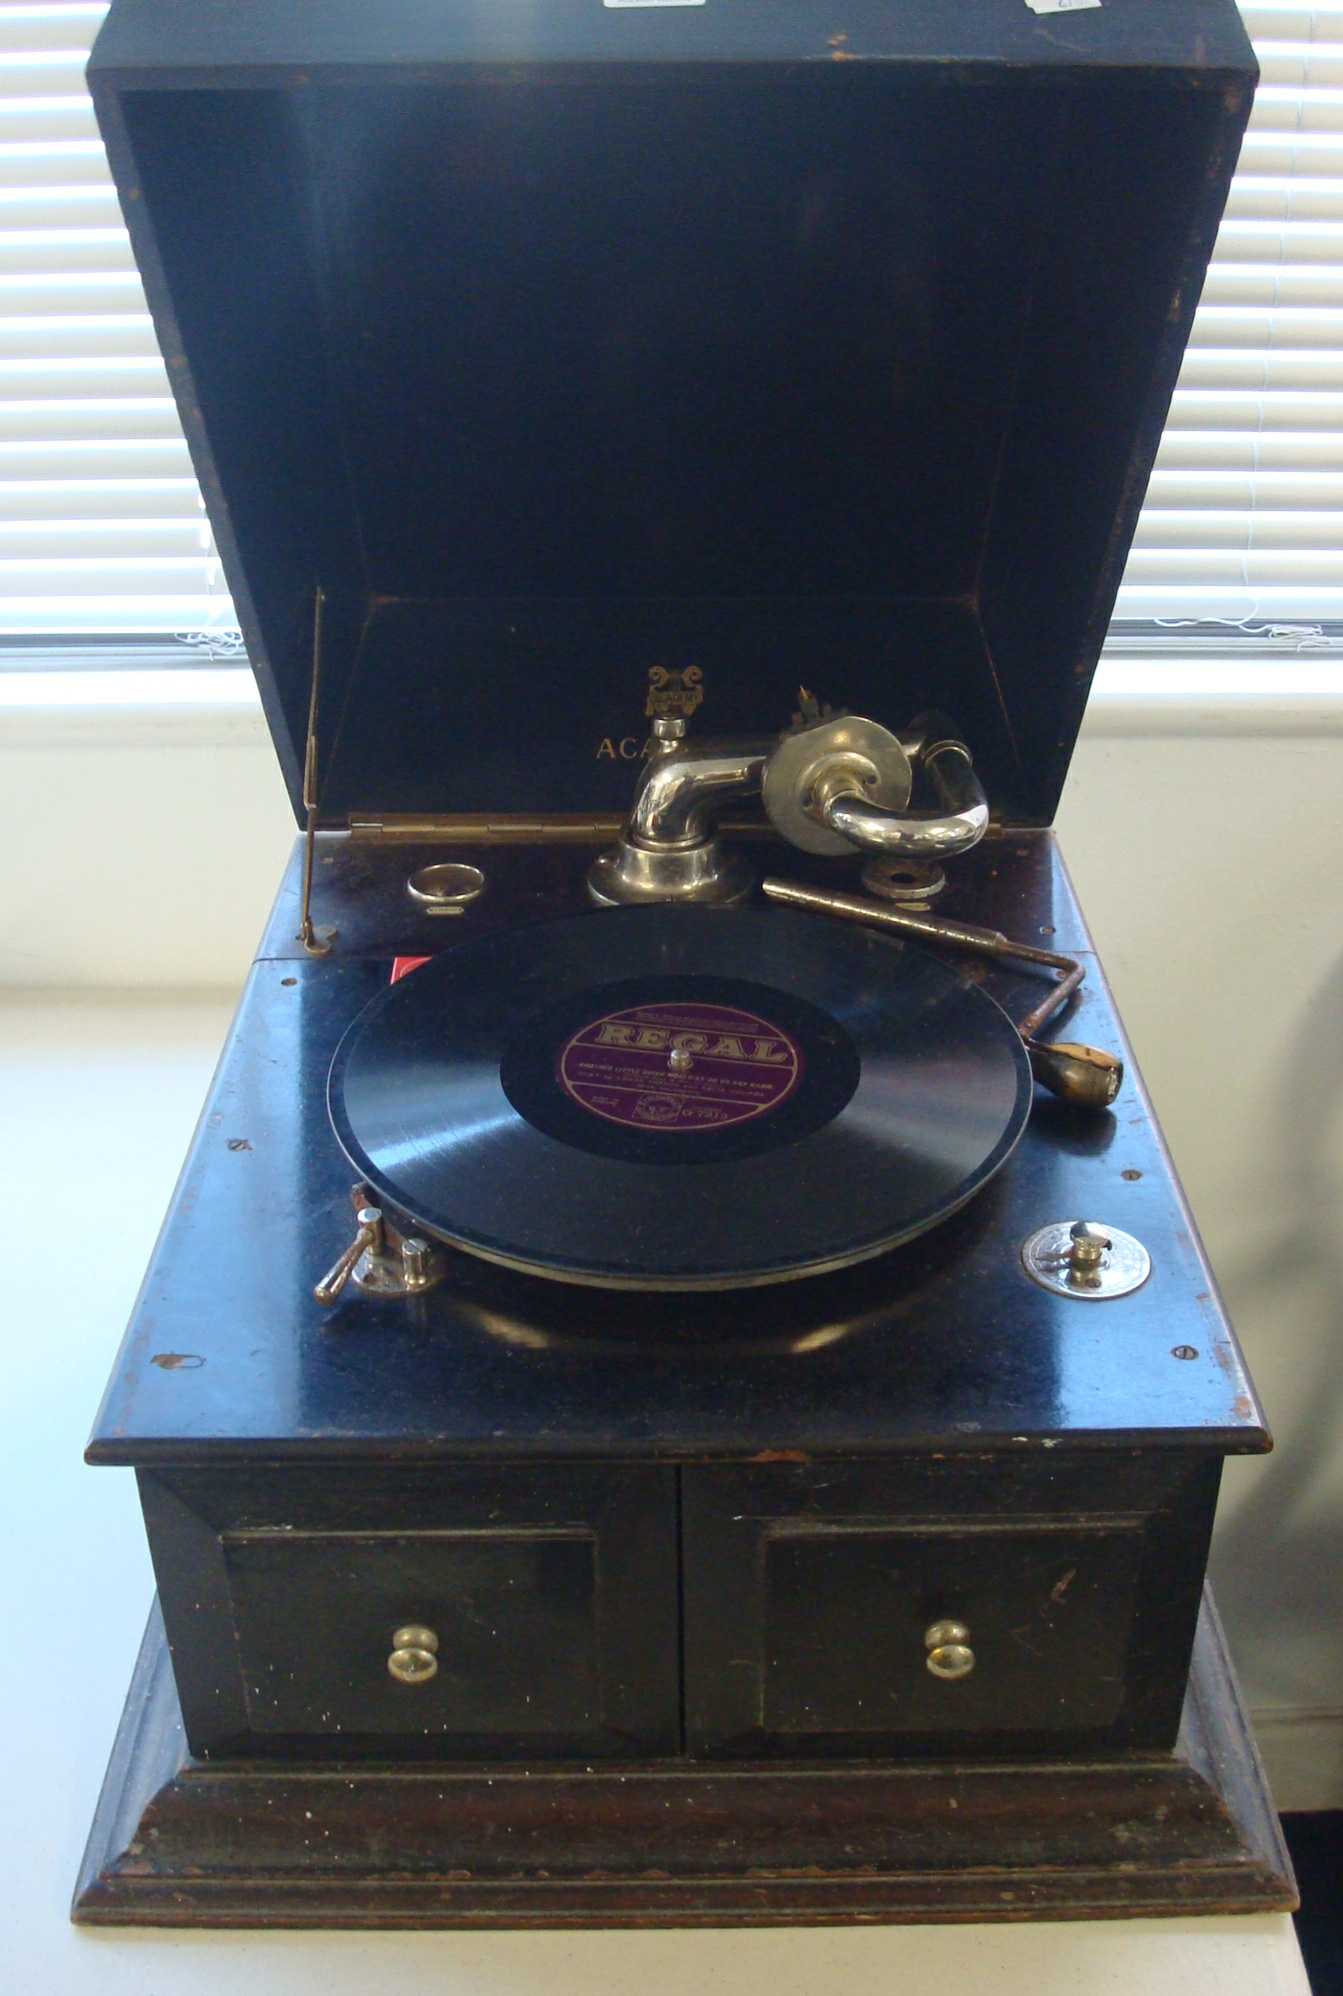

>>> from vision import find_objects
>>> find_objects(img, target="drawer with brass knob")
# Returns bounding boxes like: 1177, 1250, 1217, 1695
138, 1463, 680, 1759
683, 1453, 1222, 1758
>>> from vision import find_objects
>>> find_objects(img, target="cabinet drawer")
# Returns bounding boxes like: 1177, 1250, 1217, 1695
683, 1456, 1220, 1757
760, 1519, 1140, 1736
140, 1464, 679, 1759
226, 1528, 602, 1738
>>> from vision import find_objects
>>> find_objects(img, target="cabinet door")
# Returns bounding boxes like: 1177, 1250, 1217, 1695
682, 1456, 1218, 1758
141, 1463, 679, 1759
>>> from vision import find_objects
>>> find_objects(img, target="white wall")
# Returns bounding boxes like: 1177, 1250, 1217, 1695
4, 675, 1342, 1805
0, 678, 293, 988
1057, 712, 1343, 1808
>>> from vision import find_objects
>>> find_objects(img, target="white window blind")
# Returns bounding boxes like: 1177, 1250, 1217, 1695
0, 0, 233, 641
1117, 2, 1343, 626
0, 0, 1337, 648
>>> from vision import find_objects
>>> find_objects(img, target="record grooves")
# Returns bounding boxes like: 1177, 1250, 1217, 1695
500, 972, 860, 1165
328, 905, 1033, 1291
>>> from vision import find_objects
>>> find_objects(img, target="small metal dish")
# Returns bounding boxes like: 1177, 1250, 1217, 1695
406, 862, 486, 916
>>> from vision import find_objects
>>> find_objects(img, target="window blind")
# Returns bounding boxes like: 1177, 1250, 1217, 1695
1119, 2, 1343, 625
0, 0, 231, 641
0, 0, 1337, 647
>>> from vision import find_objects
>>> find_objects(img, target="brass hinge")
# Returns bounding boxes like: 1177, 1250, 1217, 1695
347, 813, 625, 844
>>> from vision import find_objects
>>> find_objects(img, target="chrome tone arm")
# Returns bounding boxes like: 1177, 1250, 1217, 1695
629, 735, 771, 849
759, 713, 913, 857
758, 708, 988, 863
588, 700, 991, 906
587, 716, 767, 906
812, 737, 989, 861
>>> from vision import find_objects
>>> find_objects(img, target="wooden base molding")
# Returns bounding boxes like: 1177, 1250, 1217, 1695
73, 1590, 1295, 1928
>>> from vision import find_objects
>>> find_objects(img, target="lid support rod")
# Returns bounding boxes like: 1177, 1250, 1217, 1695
298, 584, 335, 957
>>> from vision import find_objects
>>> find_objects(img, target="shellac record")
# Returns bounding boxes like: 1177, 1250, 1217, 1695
328, 905, 1032, 1289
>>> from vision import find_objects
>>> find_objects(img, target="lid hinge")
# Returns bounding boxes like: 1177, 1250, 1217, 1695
347, 813, 624, 844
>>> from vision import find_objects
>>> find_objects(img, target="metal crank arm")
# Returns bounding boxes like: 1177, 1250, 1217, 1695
760, 877, 1124, 1110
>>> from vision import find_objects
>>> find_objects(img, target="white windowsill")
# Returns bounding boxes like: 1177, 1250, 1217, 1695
0, 668, 269, 747
1082, 656, 1343, 735
0, 656, 1341, 750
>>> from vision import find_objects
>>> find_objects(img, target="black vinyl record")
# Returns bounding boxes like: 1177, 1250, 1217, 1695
328, 905, 1032, 1290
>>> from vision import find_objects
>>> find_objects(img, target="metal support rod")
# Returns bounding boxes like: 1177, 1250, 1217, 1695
298, 584, 334, 957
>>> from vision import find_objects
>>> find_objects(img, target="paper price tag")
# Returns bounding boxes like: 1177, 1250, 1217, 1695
1025, 0, 1102, 12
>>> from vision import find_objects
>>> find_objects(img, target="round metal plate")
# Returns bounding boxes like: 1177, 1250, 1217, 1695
1020, 1221, 1152, 1300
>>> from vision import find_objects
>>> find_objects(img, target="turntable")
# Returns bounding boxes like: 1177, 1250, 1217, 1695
74, 0, 1294, 1928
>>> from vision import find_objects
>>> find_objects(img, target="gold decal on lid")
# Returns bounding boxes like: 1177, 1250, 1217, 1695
645, 665, 703, 720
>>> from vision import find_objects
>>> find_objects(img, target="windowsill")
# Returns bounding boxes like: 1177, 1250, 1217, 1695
0, 668, 269, 747
0, 657, 1341, 750
1082, 657, 1343, 736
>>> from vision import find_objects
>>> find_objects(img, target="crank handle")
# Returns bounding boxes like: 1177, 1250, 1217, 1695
760, 877, 1125, 1108
1026, 1040, 1123, 1109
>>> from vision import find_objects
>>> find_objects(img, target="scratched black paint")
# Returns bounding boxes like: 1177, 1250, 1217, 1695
82, 836, 1267, 1767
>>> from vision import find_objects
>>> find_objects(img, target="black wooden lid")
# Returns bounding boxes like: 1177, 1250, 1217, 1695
88, 0, 1254, 827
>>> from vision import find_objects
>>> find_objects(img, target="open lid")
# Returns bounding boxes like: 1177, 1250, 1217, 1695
88, 0, 1254, 828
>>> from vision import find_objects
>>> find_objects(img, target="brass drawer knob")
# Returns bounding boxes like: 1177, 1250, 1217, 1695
388, 1623, 439, 1684
925, 1618, 975, 1680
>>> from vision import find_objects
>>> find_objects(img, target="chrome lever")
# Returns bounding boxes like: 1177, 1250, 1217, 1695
314, 1184, 447, 1308
314, 1205, 385, 1305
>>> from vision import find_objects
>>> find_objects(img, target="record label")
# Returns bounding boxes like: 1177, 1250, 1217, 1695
556, 1000, 802, 1132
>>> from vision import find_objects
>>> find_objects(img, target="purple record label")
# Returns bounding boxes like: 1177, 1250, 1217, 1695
557, 1000, 802, 1132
